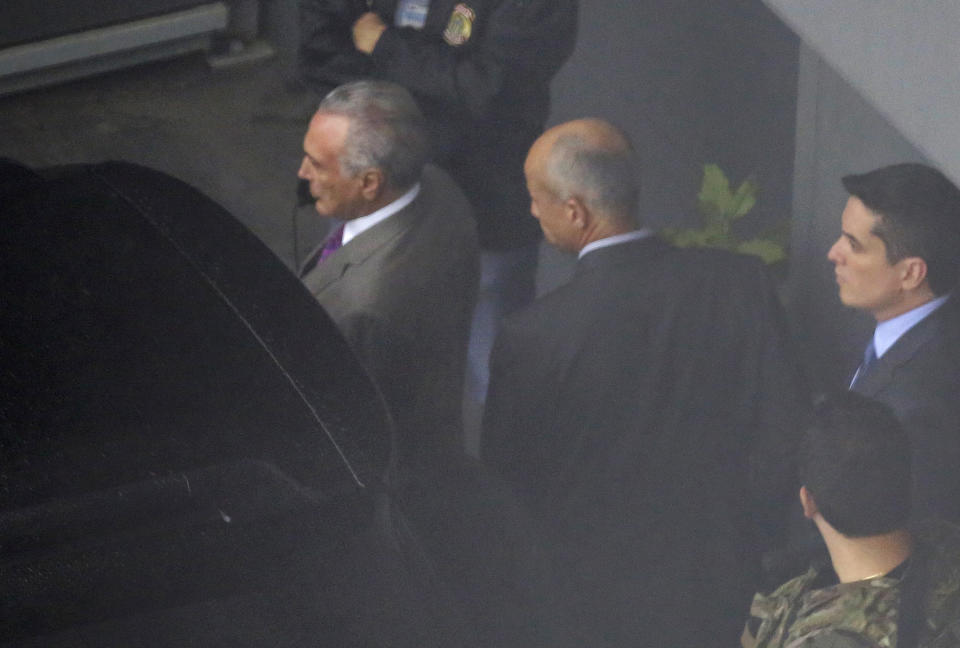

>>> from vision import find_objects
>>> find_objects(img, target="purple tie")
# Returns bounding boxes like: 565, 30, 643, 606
318, 224, 345, 264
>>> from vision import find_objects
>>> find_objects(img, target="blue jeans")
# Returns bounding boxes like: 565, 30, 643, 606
466, 243, 540, 404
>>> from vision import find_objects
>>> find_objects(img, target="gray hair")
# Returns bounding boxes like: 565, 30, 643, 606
544, 125, 639, 224
318, 80, 428, 191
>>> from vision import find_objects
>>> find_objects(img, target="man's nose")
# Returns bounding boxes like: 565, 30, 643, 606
297, 157, 310, 179
827, 239, 842, 264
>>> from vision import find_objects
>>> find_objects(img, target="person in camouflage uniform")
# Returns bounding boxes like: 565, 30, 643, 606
742, 393, 960, 648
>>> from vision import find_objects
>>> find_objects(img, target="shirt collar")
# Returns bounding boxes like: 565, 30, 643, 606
342, 182, 421, 246
873, 293, 951, 358
578, 228, 654, 260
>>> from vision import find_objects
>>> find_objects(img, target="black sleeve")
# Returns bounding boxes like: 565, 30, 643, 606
298, 0, 376, 92
370, 0, 577, 119
736, 262, 812, 550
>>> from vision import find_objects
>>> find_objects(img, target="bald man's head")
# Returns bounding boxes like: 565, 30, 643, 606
527, 119, 640, 227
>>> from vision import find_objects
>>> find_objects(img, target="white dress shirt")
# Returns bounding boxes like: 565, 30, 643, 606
578, 228, 655, 260
342, 182, 421, 246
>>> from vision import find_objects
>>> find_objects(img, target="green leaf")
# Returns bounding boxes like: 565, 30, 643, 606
697, 164, 732, 218
729, 177, 758, 219
668, 163, 787, 265
736, 238, 787, 265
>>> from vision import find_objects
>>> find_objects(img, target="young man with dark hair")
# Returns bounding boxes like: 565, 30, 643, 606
828, 162, 960, 522
800, 392, 912, 539
743, 392, 960, 648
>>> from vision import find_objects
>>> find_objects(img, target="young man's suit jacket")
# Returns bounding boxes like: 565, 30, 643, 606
302, 165, 479, 465
851, 296, 960, 523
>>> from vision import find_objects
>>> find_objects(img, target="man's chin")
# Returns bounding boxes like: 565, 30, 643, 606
313, 203, 334, 218
837, 290, 865, 312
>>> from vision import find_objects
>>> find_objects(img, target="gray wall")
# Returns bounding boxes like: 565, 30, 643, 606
549, 0, 799, 235
786, 44, 929, 390
762, 0, 960, 185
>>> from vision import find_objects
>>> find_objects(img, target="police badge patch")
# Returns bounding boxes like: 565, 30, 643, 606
443, 4, 475, 46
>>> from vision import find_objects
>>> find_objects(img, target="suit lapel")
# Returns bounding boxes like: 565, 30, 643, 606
302, 192, 425, 296
852, 348, 897, 396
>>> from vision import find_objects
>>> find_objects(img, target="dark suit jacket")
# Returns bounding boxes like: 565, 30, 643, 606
482, 236, 808, 648
302, 165, 480, 466
851, 296, 960, 523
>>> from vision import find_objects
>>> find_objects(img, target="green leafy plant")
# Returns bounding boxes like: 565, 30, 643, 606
662, 164, 787, 265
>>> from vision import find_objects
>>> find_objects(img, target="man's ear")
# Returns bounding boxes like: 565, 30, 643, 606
897, 256, 928, 292
799, 485, 818, 520
359, 168, 385, 201
565, 196, 589, 230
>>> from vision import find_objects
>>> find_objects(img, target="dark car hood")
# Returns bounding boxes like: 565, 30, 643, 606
0, 159, 392, 502
0, 159, 393, 642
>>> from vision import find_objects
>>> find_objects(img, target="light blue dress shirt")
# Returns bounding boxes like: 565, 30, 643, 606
873, 293, 951, 358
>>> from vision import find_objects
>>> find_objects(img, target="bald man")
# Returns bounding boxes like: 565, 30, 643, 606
482, 119, 808, 648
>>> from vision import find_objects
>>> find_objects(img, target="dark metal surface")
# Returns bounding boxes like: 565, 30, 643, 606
0, 1, 210, 48
0, 160, 393, 643
1, 160, 393, 500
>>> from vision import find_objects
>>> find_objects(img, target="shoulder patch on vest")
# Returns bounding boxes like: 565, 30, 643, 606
443, 4, 475, 46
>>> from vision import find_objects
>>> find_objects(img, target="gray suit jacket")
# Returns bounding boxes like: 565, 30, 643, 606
851, 296, 960, 522
302, 165, 480, 466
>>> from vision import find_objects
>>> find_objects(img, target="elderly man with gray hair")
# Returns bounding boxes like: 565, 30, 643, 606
298, 80, 479, 468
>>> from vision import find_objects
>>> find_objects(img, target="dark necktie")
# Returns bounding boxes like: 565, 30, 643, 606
862, 341, 877, 373
850, 340, 877, 388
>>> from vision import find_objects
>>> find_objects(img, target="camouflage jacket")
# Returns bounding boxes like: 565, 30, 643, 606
743, 521, 960, 648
